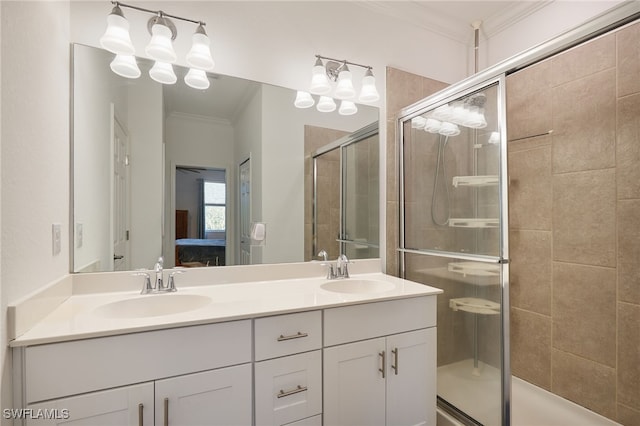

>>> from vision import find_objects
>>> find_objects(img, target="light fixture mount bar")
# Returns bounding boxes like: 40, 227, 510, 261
315, 54, 372, 72
111, 1, 206, 26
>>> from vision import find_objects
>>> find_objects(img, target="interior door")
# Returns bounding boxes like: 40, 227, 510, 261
238, 158, 251, 265
111, 108, 130, 271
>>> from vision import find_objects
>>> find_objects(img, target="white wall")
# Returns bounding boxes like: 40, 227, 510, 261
0, 0, 70, 418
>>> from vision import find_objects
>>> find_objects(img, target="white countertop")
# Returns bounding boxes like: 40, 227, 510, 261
10, 272, 441, 347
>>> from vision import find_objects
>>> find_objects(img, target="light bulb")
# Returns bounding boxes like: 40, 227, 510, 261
186, 25, 215, 70
110, 54, 141, 79
184, 68, 210, 90
146, 20, 177, 63
316, 96, 336, 113
100, 6, 135, 55
310, 58, 331, 95
334, 65, 355, 99
359, 69, 380, 103
149, 61, 177, 85
294, 91, 315, 109
338, 100, 358, 116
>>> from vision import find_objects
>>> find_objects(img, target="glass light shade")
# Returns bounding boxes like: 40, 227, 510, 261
432, 105, 454, 122
316, 96, 336, 113
359, 74, 380, 103
145, 23, 177, 63
488, 131, 501, 144
184, 68, 210, 90
294, 91, 315, 108
100, 11, 135, 55
338, 100, 358, 116
462, 106, 487, 128
424, 118, 442, 133
439, 122, 460, 136
186, 31, 215, 70
149, 61, 177, 84
110, 55, 141, 79
310, 63, 331, 95
334, 69, 355, 99
450, 101, 467, 124
411, 116, 426, 129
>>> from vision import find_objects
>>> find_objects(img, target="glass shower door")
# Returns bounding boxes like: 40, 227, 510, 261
399, 78, 509, 425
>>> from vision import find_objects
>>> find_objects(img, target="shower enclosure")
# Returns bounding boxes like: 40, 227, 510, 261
310, 123, 379, 261
398, 78, 509, 425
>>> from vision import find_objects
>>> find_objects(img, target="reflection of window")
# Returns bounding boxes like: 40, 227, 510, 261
204, 181, 225, 232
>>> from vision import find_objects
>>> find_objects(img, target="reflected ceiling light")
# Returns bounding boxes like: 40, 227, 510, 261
411, 116, 426, 129
184, 68, 210, 90
149, 61, 177, 84
186, 24, 215, 70
300, 54, 379, 113
294, 91, 315, 109
359, 68, 380, 103
316, 96, 336, 113
100, 2, 214, 89
439, 122, 460, 137
424, 118, 442, 134
100, 4, 135, 55
109, 54, 141, 79
310, 58, 332, 95
338, 100, 358, 116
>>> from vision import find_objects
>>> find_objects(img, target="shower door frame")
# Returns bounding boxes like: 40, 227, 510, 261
397, 75, 511, 426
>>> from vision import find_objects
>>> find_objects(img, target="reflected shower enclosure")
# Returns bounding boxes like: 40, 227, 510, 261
399, 80, 509, 425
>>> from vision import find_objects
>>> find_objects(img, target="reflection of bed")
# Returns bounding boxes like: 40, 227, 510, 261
175, 239, 226, 267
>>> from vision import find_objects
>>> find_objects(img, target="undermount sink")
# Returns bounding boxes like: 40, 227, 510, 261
320, 279, 395, 294
93, 293, 212, 319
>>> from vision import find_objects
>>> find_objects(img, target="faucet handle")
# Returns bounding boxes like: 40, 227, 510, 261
166, 270, 183, 292
133, 271, 153, 294
317, 250, 328, 262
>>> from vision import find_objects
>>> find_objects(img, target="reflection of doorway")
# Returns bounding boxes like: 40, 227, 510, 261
238, 158, 251, 265
111, 107, 130, 271
174, 166, 227, 267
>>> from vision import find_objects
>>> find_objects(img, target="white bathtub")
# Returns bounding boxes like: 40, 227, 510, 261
437, 359, 620, 426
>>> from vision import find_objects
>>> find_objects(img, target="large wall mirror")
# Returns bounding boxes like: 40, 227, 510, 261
72, 43, 379, 273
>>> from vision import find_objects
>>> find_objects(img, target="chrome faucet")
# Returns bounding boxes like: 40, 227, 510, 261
135, 256, 182, 294
317, 250, 351, 280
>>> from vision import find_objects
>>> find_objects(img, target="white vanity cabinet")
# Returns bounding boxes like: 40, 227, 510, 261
15, 321, 252, 426
254, 311, 323, 426
323, 296, 437, 426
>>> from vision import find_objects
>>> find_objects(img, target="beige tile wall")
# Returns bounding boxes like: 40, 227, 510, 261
507, 22, 640, 424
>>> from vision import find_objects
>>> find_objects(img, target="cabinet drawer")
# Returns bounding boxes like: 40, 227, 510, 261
324, 296, 436, 346
255, 351, 322, 426
24, 320, 251, 403
255, 311, 321, 361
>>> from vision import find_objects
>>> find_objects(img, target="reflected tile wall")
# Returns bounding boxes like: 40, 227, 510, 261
506, 21, 640, 423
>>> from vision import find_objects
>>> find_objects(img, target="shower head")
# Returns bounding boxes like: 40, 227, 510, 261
466, 92, 486, 108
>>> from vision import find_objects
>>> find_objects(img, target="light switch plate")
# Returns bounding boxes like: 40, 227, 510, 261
52, 224, 61, 255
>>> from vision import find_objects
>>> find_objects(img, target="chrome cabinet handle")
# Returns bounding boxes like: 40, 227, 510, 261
277, 385, 308, 398
379, 351, 386, 378
138, 403, 143, 426
163, 398, 169, 426
392, 348, 399, 375
277, 331, 308, 342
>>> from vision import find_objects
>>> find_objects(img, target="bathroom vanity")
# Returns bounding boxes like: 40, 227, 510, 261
10, 261, 441, 425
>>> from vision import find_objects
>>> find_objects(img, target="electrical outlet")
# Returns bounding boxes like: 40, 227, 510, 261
76, 223, 83, 248
52, 224, 62, 255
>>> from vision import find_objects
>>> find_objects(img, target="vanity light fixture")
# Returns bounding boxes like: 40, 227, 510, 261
294, 91, 315, 109
99, 1, 214, 89
296, 54, 379, 114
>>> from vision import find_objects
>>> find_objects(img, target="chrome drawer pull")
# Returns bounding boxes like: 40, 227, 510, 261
277, 331, 309, 341
277, 385, 308, 398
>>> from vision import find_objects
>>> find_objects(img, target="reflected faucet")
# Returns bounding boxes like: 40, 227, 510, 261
154, 256, 165, 291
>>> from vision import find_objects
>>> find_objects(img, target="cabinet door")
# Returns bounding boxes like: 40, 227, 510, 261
26, 382, 153, 426
386, 328, 437, 426
155, 364, 252, 426
323, 338, 386, 426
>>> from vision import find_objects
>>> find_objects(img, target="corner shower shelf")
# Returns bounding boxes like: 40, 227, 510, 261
448, 261, 500, 277
448, 218, 499, 228
449, 297, 500, 315
452, 175, 499, 188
